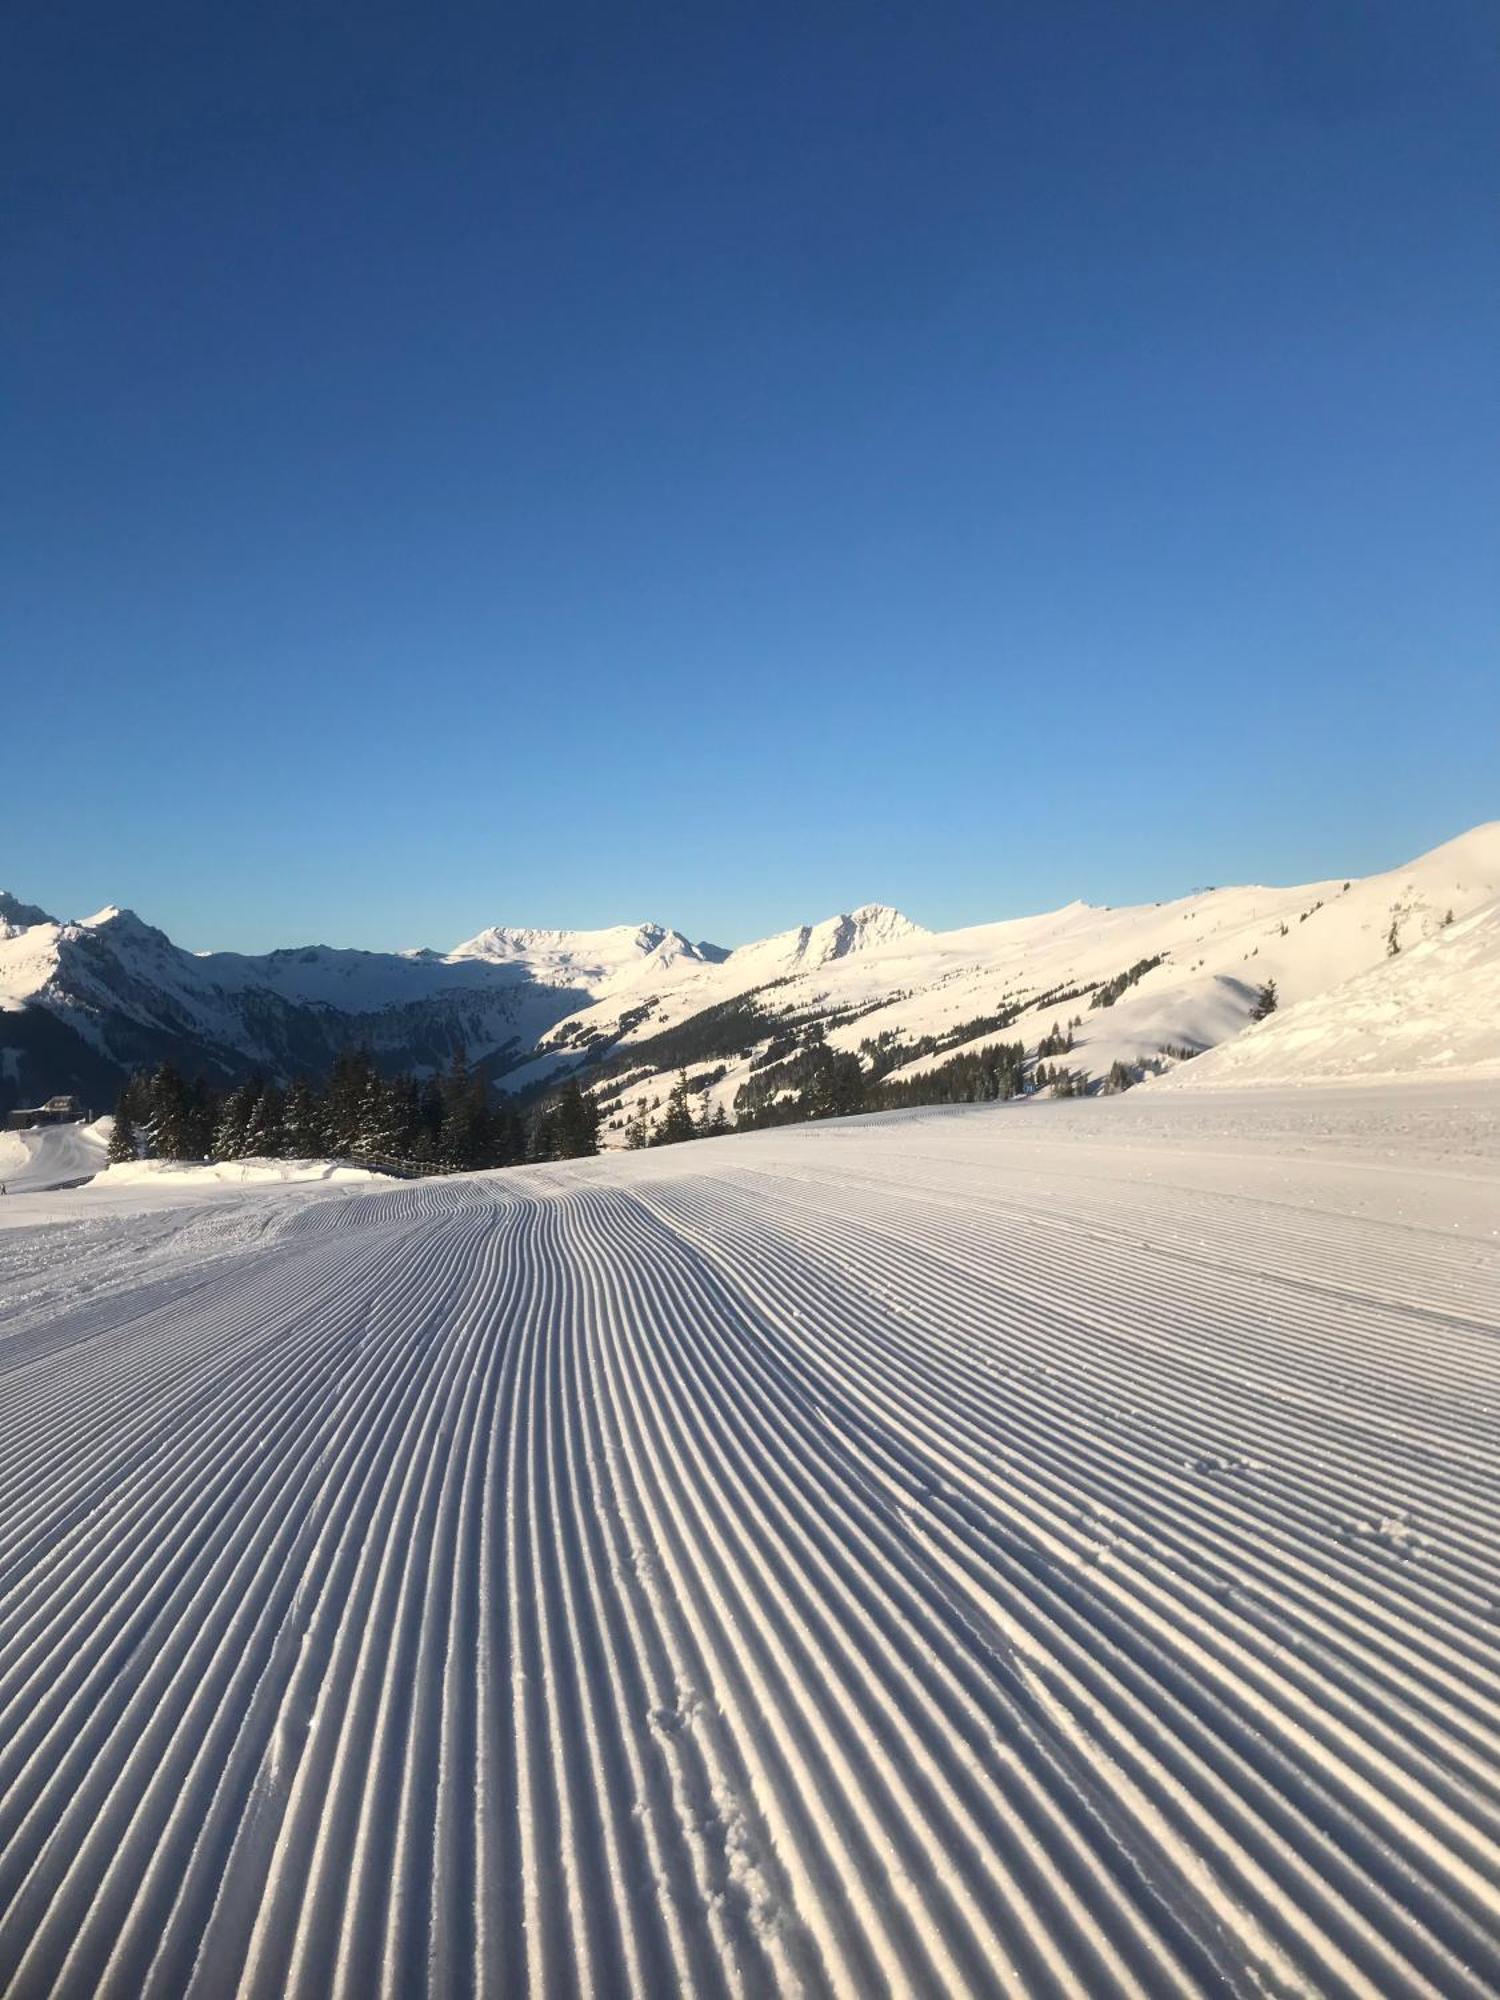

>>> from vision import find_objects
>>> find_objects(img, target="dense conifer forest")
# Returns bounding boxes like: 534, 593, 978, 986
109, 1049, 601, 1170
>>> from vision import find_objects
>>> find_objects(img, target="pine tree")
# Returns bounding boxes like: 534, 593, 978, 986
414, 1074, 446, 1160
653, 1071, 697, 1146
282, 1077, 327, 1157
624, 1100, 651, 1149
1249, 979, 1278, 1022
325, 1049, 373, 1156
526, 1106, 559, 1163
553, 1079, 601, 1159
186, 1076, 217, 1158
354, 1070, 399, 1160
244, 1082, 287, 1157
438, 1047, 490, 1167
494, 1100, 528, 1166
114, 1071, 157, 1155
107, 1110, 137, 1165
148, 1063, 198, 1160
213, 1080, 258, 1159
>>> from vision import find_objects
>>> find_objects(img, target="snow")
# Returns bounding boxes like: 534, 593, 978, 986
5, 824, 1500, 1101
1167, 898, 1500, 1089
563, 821, 1500, 1136
0, 905, 726, 1071
448, 919, 727, 993
0, 1122, 381, 1205
719, 902, 930, 982
0, 1117, 111, 1193
88, 1154, 388, 1191
1, 1080, 1497, 1995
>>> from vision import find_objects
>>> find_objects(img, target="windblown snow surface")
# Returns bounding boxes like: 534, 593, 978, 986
1, 1084, 1498, 1998
0, 1120, 110, 1195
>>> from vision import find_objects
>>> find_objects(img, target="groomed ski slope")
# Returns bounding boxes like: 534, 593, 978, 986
2, 1085, 1499, 1998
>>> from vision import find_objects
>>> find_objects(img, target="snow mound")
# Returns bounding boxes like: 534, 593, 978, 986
0, 1117, 112, 1192
89, 1155, 389, 1189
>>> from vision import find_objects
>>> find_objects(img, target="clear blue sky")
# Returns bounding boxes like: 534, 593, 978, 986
5, 2, 1497, 952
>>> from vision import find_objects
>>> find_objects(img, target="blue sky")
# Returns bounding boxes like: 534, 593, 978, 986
5, 2, 1497, 952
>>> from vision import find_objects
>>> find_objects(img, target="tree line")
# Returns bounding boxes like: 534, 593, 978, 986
108, 1048, 602, 1170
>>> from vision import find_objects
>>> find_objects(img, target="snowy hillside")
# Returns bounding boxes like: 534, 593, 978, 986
1170, 896, 1500, 1089
536, 821, 1500, 1138
1, 1083, 1497, 1994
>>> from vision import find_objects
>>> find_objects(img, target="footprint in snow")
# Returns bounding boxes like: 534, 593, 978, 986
1338, 1511, 1427, 1557
1189, 1451, 1258, 1476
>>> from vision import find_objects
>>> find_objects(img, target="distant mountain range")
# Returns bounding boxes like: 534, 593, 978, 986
4, 824, 1498, 1127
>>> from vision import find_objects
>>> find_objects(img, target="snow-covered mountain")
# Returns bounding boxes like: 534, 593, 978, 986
449, 921, 727, 993
1164, 893, 1500, 1090
0, 905, 727, 1114
4, 822, 1498, 1122
517, 822, 1500, 1135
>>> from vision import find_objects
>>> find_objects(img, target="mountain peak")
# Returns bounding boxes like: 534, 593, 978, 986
843, 903, 925, 941
78, 904, 167, 941
451, 918, 698, 961
0, 890, 55, 932
444, 919, 728, 999
803, 904, 928, 962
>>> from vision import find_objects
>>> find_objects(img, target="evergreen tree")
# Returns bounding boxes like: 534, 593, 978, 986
148, 1063, 199, 1160
494, 1099, 528, 1167
1036, 1020, 1072, 1059
114, 1071, 157, 1155
213, 1079, 259, 1159
355, 1070, 401, 1159
806, 1050, 865, 1120
282, 1077, 327, 1157
623, 1100, 652, 1149
325, 1049, 373, 1155
553, 1079, 601, 1159
653, 1071, 697, 1145
438, 1047, 494, 1167
414, 1073, 446, 1160
82, 1050, 615, 1179
244, 1082, 287, 1157
526, 1105, 559, 1163
185, 1076, 217, 1157
107, 1110, 138, 1165
1249, 979, 1278, 1022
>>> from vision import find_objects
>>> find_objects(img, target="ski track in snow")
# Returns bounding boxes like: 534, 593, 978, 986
1, 1091, 1498, 1998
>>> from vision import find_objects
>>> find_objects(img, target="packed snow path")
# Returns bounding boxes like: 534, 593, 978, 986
1, 1088, 1498, 1998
